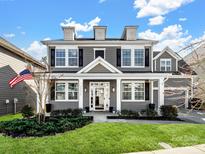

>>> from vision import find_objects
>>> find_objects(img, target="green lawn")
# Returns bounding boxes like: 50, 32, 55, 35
0, 113, 22, 121
0, 115, 205, 154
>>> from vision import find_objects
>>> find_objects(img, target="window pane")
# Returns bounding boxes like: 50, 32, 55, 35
68, 83, 78, 91
56, 58, 65, 66
95, 50, 104, 58
56, 92, 65, 100
123, 83, 132, 91
122, 92, 132, 100
68, 92, 78, 100
161, 66, 166, 71
68, 49, 78, 66
68, 49, 78, 57
134, 83, 144, 91
134, 49, 144, 66
56, 83, 65, 91
68, 58, 78, 66
56, 50, 65, 57
135, 92, 144, 100
122, 49, 131, 66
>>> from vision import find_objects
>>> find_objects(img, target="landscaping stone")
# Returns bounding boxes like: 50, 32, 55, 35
158, 142, 172, 149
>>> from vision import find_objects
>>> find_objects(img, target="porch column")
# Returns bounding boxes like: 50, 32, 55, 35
158, 78, 164, 111
79, 79, 83, 109
150, 80, 154, 104
116, 78, 121, 112
185, 89, 189, 108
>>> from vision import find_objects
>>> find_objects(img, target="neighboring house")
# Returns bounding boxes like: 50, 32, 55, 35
41, 26, 195, 112
0, 37, 45, 115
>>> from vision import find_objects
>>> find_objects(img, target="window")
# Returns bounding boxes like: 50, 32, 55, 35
56, 83, 66, 100
134, 83, 144, 100
122, 81, 145, 101
122, 83, 132, 100
160, 59, 171, 71
56, 49, 66, 66
121, 48, 145, 67
134, 49, 144, 66
55, 81, 78, 101
68, 82, 78, 100
68, 49, 78, 66
122, 49, 131, 66
95, 50, 104, 59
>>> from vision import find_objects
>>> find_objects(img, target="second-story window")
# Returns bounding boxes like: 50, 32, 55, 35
121, 48, 145, 67
160, 59, 171, 71
56, 49, 66, 66
68, 49, 78, 66
122, 49, 131, 66
134, 49, 144, 66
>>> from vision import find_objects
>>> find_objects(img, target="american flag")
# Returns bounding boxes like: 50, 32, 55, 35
8, 69, 33, 88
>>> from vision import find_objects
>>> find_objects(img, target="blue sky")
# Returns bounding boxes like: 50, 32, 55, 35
0, 0, 205, 59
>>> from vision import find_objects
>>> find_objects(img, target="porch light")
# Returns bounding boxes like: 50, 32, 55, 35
112, 87, 115, 92
84, 88, 87, 92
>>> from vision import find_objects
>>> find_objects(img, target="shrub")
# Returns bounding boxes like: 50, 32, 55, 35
21, 105, 34, 119
0, 116, 92, 138
160, 105, 178, 118
51, 109, 82, 117
140, 109, 158, 117
120, 110, 139, 117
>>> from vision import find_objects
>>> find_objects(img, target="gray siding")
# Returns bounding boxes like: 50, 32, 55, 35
165, 78, 191, 88
0, 65, 36, 115
155, 51, 177, 72
87, 64, 111, 73
50, 101, 78, 110
121, 101, 151, 111
51, 46, 152, 73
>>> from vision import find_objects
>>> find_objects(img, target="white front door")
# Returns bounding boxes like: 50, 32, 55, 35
89, 82, 110, 111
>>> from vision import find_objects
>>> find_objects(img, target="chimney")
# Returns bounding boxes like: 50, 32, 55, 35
94, 26, 107, 40
122, 26, 138, 40
62, 26, 75, 40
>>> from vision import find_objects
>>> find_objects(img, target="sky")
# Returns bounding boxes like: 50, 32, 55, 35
0, 0, 205, 60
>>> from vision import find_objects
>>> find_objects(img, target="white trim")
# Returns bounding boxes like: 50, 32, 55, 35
158, 78, 164, 111
154, 87, 189, 91
153, 46, 181, 60
55, 81, 79, 101
121, 48, 145, 68
77, 56, 122, 74
116, 79, 121, 111
121, 81, 145, 101
89, 82, 110, 111
160, 58, 172, 71
78, 79, 83, 109
93, 48, 106, 59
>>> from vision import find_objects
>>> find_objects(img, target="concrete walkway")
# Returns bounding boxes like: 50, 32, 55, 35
84, 112, 187, 124
127, 144, 205, 154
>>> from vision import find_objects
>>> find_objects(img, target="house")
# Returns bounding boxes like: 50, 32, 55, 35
0, 37, 45, 115
41, 26, 195, 112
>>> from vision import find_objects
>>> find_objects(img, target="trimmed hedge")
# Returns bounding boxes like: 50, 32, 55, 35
51, 109, 83, 117
120, 110, 139, 117
107, 116, 182, 121
160, 105, 178, 118
0, 116, 93, 138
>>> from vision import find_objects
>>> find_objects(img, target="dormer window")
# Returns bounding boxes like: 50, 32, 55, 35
160, 58, 171, 71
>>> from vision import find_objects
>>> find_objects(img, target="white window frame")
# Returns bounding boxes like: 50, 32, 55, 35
93, 48, 106, 59
134, 49, 145, 67
55, 49, 66, 67
121, 48, 145, 68
55, 48, 79, 68
68, 49, 79, 68
55, 81, 79, 102
160, 58, 172, 71
121, 81, 145, 102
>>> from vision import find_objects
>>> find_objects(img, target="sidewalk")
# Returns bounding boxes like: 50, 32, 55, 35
127, 144, 205, 154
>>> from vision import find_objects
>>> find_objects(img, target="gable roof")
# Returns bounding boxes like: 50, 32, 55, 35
77, 57, 122, 74
0, 37, 45, 68
153, 46, 182, 60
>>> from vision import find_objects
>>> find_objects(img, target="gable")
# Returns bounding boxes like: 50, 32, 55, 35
77, 57, 122, 74
153, 47, 181, 60
159, 51, 175, 59
87, 64, 113, 73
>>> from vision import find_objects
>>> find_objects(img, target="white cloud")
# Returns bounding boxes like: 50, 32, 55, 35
99, 0, 106, 3
43, 37, 51, 41
3, 33, 15, 38
149, 15, 165, 25
179, 17, 187, 21
139, 24, 192, 54
22, 41, 47, 60
134, 0, 193, 18
16, 26, 22, 29
191, 32, 205, 44
20, 31, 26, 35
60, 17, 101, 36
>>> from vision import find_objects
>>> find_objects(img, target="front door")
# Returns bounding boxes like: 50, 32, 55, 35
89, 82, 110, 111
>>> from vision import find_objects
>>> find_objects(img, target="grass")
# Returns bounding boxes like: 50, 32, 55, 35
0, 113, 22, 121
0, 115, 205, 154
